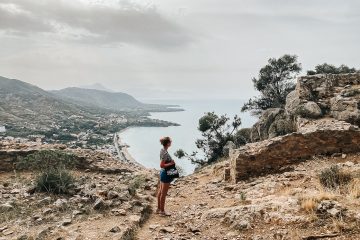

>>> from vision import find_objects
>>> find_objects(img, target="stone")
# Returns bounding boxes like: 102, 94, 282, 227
111, 208, 126, 216
109, 226, 121, 233
128, 215, 141, 225
0, 226, 8, 232
62, 218, 72, 226
107, 190, 119, 199
93, 198, 106, 210
160, 226, 175, 233
0, 202, 13, 211
149, 224, 160, 230
53, 199, 68, 208
42, 208, 52, 215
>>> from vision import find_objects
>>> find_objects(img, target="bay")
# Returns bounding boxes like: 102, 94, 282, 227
120, 99, 257, 175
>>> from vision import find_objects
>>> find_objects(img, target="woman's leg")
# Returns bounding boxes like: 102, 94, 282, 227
157, 182, 163, 212
160, 183, 170, 212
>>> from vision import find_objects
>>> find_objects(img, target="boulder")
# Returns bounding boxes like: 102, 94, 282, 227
250, 108, 295, 142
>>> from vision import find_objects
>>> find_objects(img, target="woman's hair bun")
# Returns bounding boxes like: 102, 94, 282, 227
160, 136, 171, 146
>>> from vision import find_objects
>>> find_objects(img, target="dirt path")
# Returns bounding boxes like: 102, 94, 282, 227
135, 167, 243, 240
135, 157, 360, 240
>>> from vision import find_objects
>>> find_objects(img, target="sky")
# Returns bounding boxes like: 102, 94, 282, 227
0, 0, 359, 100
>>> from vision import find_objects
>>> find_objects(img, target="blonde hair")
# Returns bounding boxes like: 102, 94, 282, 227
160, 136, 171, 147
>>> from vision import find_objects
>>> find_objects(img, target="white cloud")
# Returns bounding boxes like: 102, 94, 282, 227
0, 0, 192, 48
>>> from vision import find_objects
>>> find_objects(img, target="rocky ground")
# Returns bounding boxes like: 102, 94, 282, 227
136, 154, 360, 240
0, 143, 159, 240
1, 140, 360, 240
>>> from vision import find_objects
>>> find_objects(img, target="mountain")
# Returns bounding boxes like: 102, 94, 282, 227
51, 87, 144, 111
51, 87, 181, 112
0, 76, 180, 138
78, 83, 114, 92
0, 76, 92, 126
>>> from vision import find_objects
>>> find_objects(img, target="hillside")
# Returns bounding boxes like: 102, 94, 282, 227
0, 76, 94, 128
51, 87, 182, 112
0, 76, 178, 143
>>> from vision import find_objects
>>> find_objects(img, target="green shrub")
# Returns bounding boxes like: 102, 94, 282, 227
18, 150, 77, 195
36, 169, 74, 194
128, 175, 146, 196
319, 166, 352, 189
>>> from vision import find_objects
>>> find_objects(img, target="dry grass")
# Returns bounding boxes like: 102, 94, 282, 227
300, 190, 337, 214
348, 178, 360, 199
300, 198, 318, 213
316, 190, 337, 201
331, 218, 347, 233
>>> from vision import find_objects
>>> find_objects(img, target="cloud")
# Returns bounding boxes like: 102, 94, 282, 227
0, 0, 192, 49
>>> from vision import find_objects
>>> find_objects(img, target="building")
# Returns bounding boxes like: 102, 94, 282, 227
0, 126, 6, 133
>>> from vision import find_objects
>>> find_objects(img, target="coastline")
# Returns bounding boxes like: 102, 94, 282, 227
113, 128, 138, 165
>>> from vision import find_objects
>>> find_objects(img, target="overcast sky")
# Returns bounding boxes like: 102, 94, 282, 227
0, 0, 359, 100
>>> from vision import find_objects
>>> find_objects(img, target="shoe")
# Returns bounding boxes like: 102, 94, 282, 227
155, 209, 161, 214
159, 211, 171, 217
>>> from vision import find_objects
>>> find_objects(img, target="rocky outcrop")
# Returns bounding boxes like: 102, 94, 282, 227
247, 73, 360, 144
286, 73, 360, 124
249, 108, 295, 142
230, 118, 360, 181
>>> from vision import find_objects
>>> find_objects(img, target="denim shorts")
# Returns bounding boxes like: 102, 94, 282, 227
160, 169, 173, 183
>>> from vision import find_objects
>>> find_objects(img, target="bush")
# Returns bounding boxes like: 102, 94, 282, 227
319, 166, 352, 189
128, 175, 146, 196
36, 169, 74, 194
18, 150, 77, 195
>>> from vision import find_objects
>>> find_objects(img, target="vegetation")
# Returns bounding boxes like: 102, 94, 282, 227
18, 150, 77, 194
319, 165, 352, 190
307, 63, 358, 75
175, 112, 243, 165
128, 175, 146, 196
242, 54, 302, 115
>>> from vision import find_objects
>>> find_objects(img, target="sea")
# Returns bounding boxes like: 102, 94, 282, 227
120, 99, 257, 175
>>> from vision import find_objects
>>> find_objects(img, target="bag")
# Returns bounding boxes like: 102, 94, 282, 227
165, 165, 179, 178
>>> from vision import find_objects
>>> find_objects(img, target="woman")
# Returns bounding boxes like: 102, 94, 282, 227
156, 136, 175, 216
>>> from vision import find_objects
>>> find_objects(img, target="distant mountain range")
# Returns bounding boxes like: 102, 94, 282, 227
50, 87, 170, 112
78, 83, 115, 92
0, 76, 182, 136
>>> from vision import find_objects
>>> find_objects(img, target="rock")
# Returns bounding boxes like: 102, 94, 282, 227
42, 208, 52, 215
109, 226, 121, 233
17, 235, 30, 240
62, 218, 72, 226
0, 226, 8, 232
160, 226, 175, 233
0, 202, 13, 211
302, 101, 322, 118
149, 224, 160, 230
53, 199, 68, 208
2, 229, 14, 236
107, 190, 119, 199
187, 225, 200, 233
10, 188, 20, 194
128, 215, 141, 225
72, 210, 83, 217
232, 220, 251, 230
93, 198, 106, 210
111, 208, 126, 216
230, 118, 360, 181
26, 186, 37, 195
316, 200, 345, 218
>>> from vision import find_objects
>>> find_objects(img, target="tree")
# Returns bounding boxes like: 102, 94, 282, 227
307, 63, 358, 75
242, 54, 302, 115
175, 112, 243, 165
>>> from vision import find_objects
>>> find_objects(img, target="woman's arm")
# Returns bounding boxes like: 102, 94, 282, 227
160, 160, 175, 168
